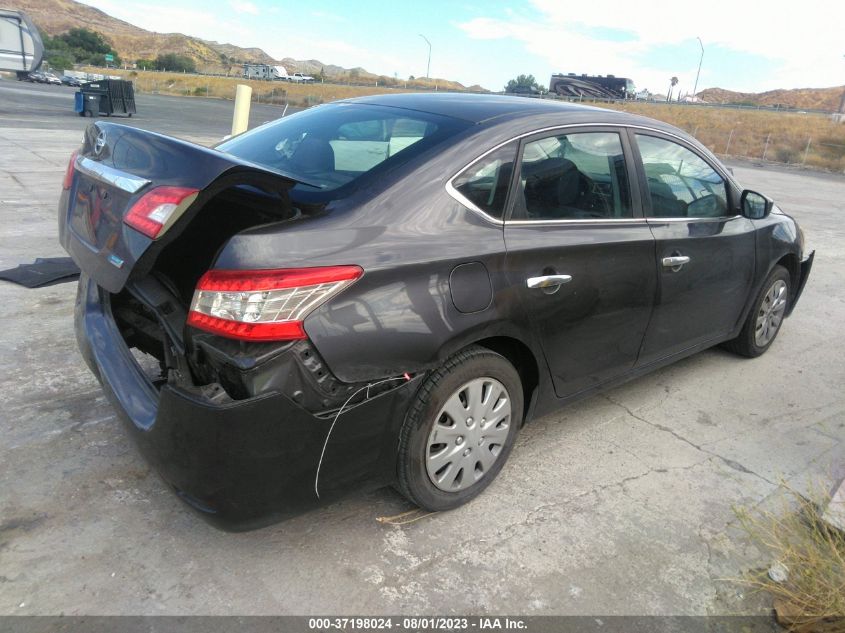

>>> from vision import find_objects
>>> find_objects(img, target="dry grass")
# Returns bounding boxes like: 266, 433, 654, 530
601, 101, 845, 172
82, 67, 460, 107
734, 485, 845, 632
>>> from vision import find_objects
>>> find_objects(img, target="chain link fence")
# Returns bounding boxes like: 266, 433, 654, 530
687, 125, 845, 172
606, 102, 845, 173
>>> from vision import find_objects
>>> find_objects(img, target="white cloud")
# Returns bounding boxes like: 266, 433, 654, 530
81, 0, 250, 40
230, 0, 258, 15
459, 0, 845, 92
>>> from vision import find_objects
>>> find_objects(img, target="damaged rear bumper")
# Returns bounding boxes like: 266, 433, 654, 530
75, 274, 419, 531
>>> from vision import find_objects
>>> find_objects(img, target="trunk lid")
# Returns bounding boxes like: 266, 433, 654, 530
59, 122, 301, 293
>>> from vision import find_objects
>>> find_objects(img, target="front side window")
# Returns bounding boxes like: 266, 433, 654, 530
451, 141, 518, 220
635, 134, 729, 218
514, 132, 632, 220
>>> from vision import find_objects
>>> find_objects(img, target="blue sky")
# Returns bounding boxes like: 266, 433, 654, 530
80, 0, 844, 95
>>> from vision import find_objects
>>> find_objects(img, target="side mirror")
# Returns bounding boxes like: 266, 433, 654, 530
740, 189, 773, 219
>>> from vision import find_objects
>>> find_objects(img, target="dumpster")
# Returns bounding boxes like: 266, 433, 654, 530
75, 79, 136, 117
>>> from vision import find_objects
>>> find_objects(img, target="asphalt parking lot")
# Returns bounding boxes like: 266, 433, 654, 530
0, 79, 843, 616
0, 78, 300, 142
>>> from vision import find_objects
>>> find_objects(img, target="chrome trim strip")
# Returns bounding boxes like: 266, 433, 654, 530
508, 217, 647, 226
644, 215, 742, 223
444, 179, 504, 226
446, 121, 738, 226
75, 156, 151, 194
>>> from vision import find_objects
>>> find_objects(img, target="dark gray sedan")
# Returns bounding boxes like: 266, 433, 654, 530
58, 94, 813, 530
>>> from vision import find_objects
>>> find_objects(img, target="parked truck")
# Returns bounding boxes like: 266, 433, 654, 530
242, 64, 314, 82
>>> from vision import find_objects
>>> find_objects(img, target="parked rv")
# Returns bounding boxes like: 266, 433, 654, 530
549, 73, 636, 99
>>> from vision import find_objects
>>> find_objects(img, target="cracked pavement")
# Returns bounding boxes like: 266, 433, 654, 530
0, 82, 843, 615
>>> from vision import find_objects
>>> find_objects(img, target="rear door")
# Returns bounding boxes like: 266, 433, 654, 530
503, 127, 656, 398
629, 131, 756, 364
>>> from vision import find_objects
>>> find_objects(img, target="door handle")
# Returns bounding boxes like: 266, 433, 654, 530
662, 255, 691, 270
527, 274, 573, 289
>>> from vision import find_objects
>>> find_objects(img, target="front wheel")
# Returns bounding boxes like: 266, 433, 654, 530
397, 346, 523, 511
724, 265, 790, 358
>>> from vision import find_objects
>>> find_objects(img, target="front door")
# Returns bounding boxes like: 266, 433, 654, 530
504, 128, 656, 398
630, 132, 756, 364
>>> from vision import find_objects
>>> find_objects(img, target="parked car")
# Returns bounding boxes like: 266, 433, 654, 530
42, 72, 62, 85
58, 94, 813, 530
288, 71, 314, 83
24, 71, 45, 82
61, 75, 82, 87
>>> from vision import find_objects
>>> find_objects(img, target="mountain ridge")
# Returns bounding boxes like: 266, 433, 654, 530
14, 0, 469, 87
698, 85, 845, 111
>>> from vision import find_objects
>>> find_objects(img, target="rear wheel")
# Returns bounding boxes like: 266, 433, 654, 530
724, 265, 790, 357
397, 346, 523, 511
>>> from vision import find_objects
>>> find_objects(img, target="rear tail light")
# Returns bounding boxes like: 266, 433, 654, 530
187, 266, 364, 341
62, 151, 78, 190
124, 186, 199, 238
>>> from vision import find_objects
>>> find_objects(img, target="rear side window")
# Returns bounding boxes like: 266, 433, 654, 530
635, 134, 728, 218
218, 104, 470, 196
514, 132, 632, 220
452, 141, 518, 220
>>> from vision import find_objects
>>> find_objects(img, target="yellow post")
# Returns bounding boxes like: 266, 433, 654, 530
231, 84, 252, 136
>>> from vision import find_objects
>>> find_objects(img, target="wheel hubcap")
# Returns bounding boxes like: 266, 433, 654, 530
755, 279, 788, 347
425, 377, 512, 492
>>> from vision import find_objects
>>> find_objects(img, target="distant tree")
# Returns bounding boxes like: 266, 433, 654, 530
154, 53, 196, 73
408, 75, 415, 81
45, 52, 75, 71
504, 74, 539, 93
135, 59, 156, 70
38, 25, 120, 67
60, 28, 110, 53
668, 76, 678, 102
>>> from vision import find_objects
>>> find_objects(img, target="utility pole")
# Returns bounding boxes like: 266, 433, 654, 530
419, 34, 431, 79
692, 37, 704, 100
835, 55, 845, 123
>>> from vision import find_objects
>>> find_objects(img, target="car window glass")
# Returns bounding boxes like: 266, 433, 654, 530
331, 117, 429, 173
515, 132, 632, 220
635, 134, 728, 218
452, 142, 518, 220
218, 104, 469, 196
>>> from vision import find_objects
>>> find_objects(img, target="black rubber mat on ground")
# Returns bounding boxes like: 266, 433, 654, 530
0, 257, 80, 288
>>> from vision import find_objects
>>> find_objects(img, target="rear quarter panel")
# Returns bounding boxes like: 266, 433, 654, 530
213, 127, 545, 385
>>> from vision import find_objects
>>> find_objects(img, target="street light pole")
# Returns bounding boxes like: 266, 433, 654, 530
692, 36, 704, 100
419, 34, 431, 79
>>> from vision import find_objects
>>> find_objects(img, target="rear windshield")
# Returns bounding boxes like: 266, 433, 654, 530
217, 103, 470, 199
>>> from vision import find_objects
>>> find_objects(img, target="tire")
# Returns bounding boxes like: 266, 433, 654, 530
724, 265, 790, 358
397, 346, 523, 511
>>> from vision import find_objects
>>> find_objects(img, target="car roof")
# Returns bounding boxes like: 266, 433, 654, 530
341, 92, 672, 130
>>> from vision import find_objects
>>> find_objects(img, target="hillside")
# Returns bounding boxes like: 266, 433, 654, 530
698, 85, 845, 111
14, 0, 470, 88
